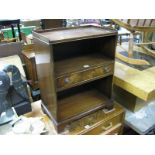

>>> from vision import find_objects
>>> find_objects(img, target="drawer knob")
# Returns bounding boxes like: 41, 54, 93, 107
64, 77, 69, 83
104, 66, 111, 72
83, 64, 90, 68
61, 125, 70, 134
102, 122, 113, 131
84, 125, 91, 129
102, 108, 115, 114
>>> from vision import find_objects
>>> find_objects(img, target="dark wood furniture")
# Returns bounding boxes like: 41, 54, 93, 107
22, 44, 39, 90
33, 25, 118, 133
0, 19, 22, 41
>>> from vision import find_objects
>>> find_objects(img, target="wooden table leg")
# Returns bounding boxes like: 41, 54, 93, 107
17, 23, 22, 41
11, 24, 15, 38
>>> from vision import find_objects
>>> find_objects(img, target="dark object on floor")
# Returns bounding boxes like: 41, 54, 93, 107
0, 71, 17, 125
0, 65, 31, 116
0, 71, 11, 120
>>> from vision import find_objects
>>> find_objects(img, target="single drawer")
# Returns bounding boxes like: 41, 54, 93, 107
61, 103, 124, 135
56, 64, 114, 91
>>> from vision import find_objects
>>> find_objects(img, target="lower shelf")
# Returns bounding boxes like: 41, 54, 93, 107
58, 89, 112, 122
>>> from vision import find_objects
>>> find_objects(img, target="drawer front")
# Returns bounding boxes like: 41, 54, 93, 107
56, 64, 114, 91
83, 113, 123, 135
61, 103, 124, 135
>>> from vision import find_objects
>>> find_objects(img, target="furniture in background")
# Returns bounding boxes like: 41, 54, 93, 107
33, 25, 124, 134
22, 44, 39, 90
66, 19, 102, 27
113, 44, 155, 134
20, 19, 41, 28
0, 19, 22, 41
112, 19, 155, 66
112, 20, 155, 111
114, 46, 155, 112
22, 44, 40, 101
140, 31, 155, 57
41, 19, 65, 29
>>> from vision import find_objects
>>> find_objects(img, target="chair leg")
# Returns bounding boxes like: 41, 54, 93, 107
128, 33, 134, 58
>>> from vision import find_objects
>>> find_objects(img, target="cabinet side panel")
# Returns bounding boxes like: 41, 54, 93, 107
33, 38, 57, 119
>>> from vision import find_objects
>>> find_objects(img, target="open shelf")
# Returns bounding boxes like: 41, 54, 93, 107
58, 89, 111, 122
55, 53, 114, 77
55, 53, 114, 92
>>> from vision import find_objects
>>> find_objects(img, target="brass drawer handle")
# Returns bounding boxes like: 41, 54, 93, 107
102, 122, 113, 131
102, 108, 115, 114
84, 125, 91, 129
83, 64, 90, 68
64, 77, 70, 83
104, 66, 111, 73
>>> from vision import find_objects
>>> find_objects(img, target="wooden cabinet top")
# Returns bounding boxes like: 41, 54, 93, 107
33, 25, 117, 44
